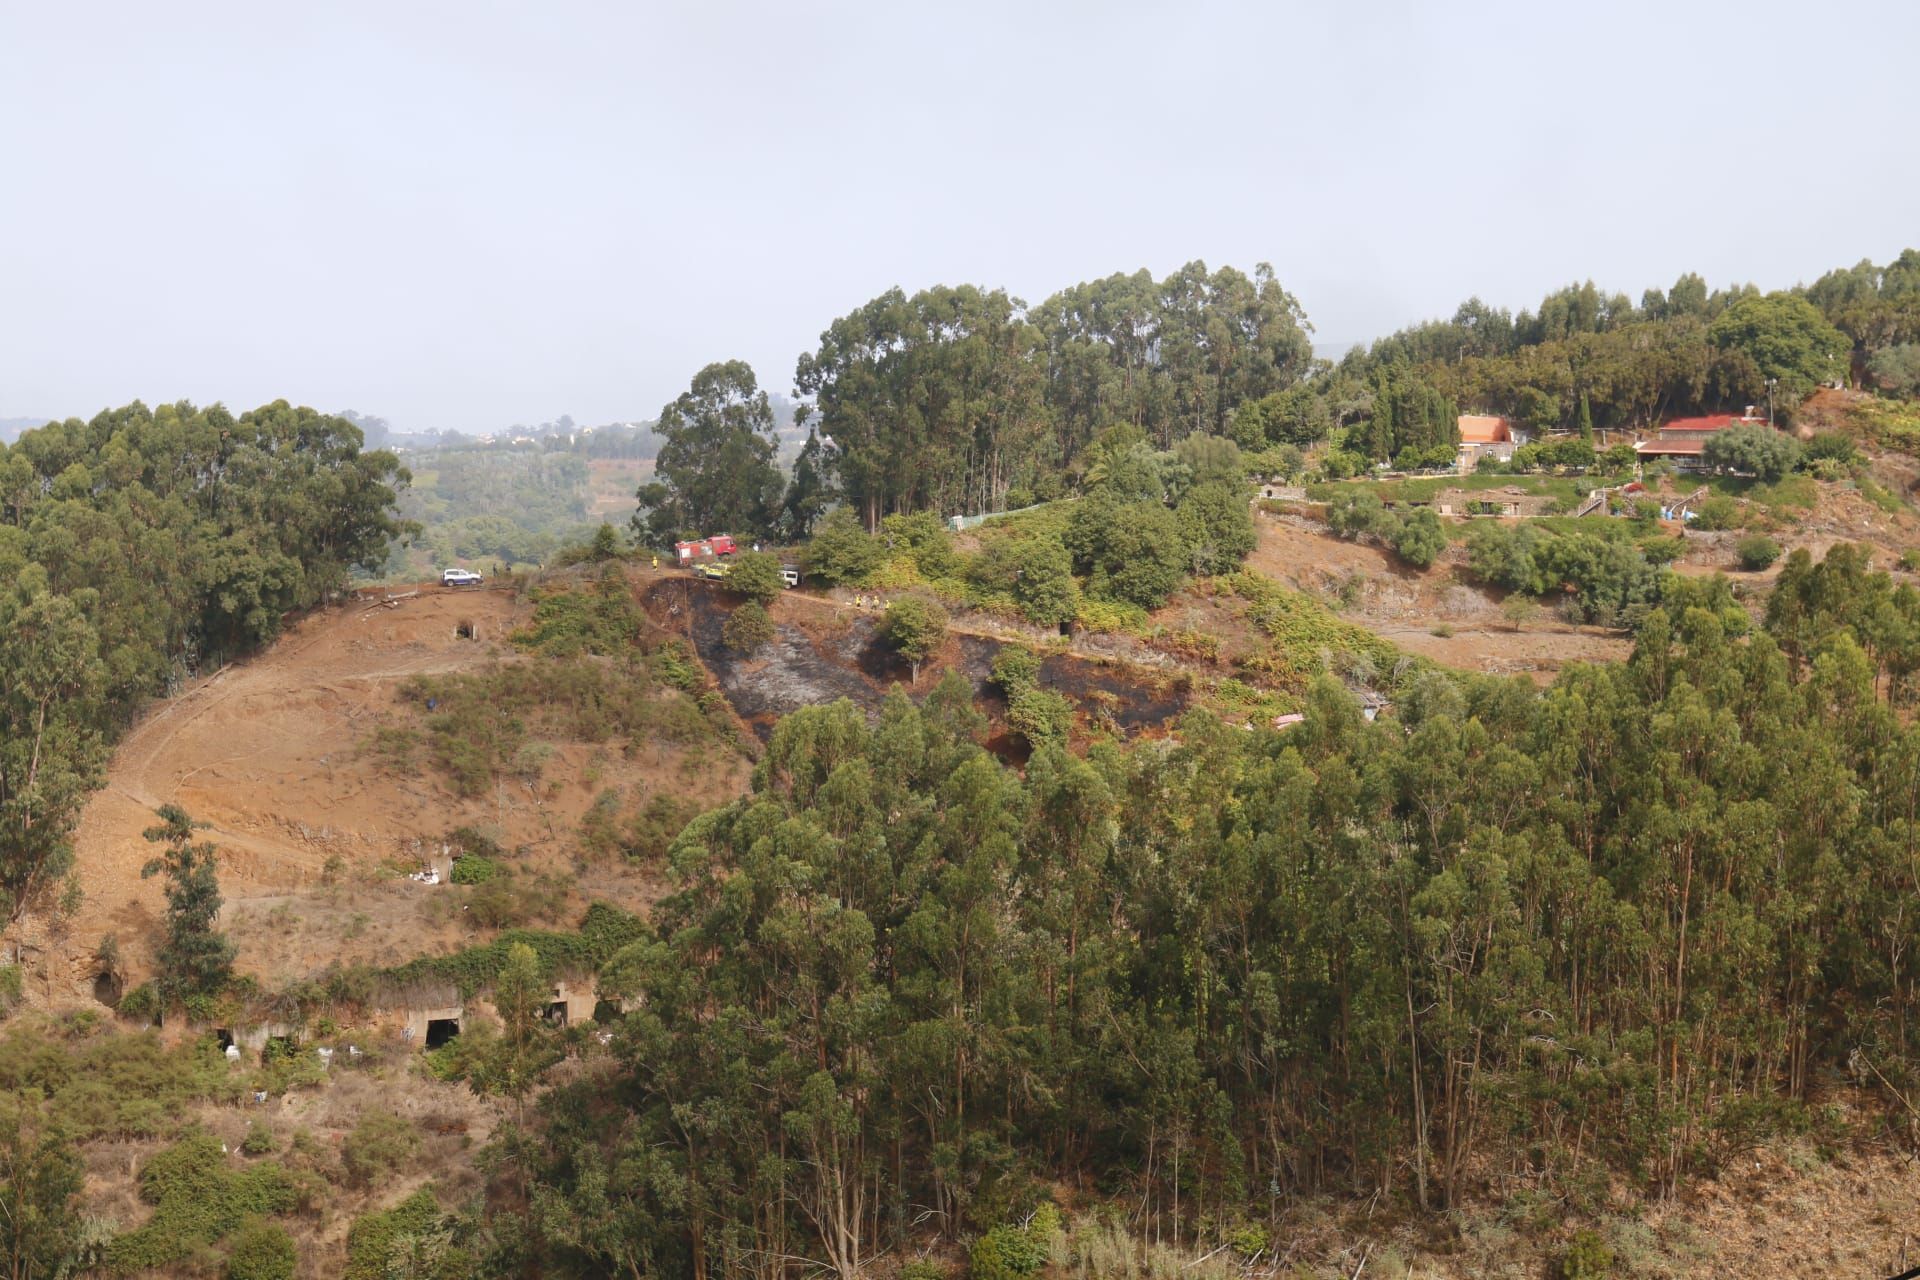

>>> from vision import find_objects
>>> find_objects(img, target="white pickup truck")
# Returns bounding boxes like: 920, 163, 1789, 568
441, 568, 483, 587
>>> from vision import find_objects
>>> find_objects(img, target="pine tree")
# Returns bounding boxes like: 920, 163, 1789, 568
1578, 392, 1594, 440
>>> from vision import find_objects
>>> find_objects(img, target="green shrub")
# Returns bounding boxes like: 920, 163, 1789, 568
341, 1110, 419, 1189
1640, 535, 1686, 565
968, 536, 1078, 626
0, 964, 21, 1017
226, 1218, 296, 1280
805, 508, 884, 585
1392, 508, 1447, 568
1689, 495, 1741, 531
723, 550, 784, 604
1008, 687, 1074, 751
449, 853, 498, 885
511, 573, 641, 657
877, 597, 949, 680
879, 511, 959, 578
1560, 1228, 1616, 1279
240, 1124, 276, 1156
1736, 533, 1782, 571
1804, 431, 1857, 465
466, 874, 568, 930
1324, 489, 1395, 541
0, 1029, 237, 1141
622, 793, 704, 864
1703, 423, 1803, 481
345, 1188, 446, 1280
899, 1262, 945, 1280
990, 647, 1044, 695
1227, 1221, 1270, 1258
1173, 482, 1256, 574
1071, 596, 1149, 635
970, 1223, 1048, 1280
106, 1133, 297, 1271
1066, 495, 1188, 609
722, 601, 776, 654
650, 639, 703, 691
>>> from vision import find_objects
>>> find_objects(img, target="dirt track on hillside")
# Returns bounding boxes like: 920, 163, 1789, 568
24, 581, 735, 1003
36, 588, 517, 989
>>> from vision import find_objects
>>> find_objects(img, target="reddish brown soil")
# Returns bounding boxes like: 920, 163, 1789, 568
23, 582, 747, 1004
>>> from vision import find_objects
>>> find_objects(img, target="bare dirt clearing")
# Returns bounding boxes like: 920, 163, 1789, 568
1245, 514, 1634, 679
34, 583, 742, 1001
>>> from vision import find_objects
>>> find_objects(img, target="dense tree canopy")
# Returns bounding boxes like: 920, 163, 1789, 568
1707, 293, 1849, 400
793, 264, 1312, 528
502, 557, 1920, 1275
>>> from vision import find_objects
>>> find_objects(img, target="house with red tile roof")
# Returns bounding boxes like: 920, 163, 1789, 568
1455, 414, 1524, 472
1635, 411, 1768, 466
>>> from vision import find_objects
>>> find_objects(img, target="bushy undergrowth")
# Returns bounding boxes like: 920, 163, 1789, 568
345, 1187, 468, 1280
225, 1219, 297, 1280
575, 788, 703, 863
400, 656, 718, 796
105, 1133, 302, 1272
805, 492, 1243, 634
341, 1110, 420, 1189
1838, 395, 1920, 454
374, 902, 646, 998
0, 1026, 238, 1141
510, 572, 644, 657
1225, 571, 1406, 689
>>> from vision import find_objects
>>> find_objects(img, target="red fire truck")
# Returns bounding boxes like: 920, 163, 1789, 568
673, 534, 739, 565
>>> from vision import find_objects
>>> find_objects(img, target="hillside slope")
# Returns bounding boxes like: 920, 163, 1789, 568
32, 582, 746, 1001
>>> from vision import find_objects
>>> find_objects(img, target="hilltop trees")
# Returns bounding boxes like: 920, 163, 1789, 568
1806, 250, 1920, 363
0, 400, 408, 698
633, 361, 784, 544
1707, 292, 1849, 400
641, 248, 1920, 553
791, 265, 1312, 528
1869, 343, 1920, 395
1031, 262, 1315, 455
794, 284, 1048, 529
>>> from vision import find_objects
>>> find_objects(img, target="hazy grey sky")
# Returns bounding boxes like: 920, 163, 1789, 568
4, 1, 1916, 434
